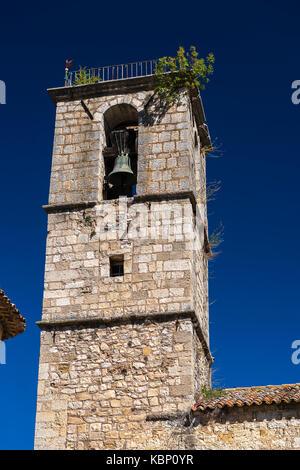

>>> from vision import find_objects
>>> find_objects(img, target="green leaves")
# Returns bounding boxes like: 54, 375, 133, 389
74, 66, 101, 85
155, 46, 215, 103
208, 223, 224, 251
201, 386, 224, 400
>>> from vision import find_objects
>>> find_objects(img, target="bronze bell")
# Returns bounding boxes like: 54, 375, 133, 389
108, 152, 136, 186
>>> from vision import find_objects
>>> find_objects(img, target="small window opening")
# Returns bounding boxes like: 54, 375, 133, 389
110, 255, 124, 277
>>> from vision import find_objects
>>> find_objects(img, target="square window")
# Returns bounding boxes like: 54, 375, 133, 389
110, 255, 124, 277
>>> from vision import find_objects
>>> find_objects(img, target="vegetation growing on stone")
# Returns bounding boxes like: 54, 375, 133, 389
208, 223, 224, 253
74, 66, 101, 85
155, 46, 215, 103
201, 386, 225, 400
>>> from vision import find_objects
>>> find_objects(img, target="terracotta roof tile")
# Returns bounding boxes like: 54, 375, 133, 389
192, 384, 300, 412
0, 289, 25, 340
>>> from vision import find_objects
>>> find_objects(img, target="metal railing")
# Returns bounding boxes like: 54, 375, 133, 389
65, 59, 158, 87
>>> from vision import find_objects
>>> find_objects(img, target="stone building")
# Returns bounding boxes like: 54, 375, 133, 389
34, 62, 300, 450
0, 288, 25, 363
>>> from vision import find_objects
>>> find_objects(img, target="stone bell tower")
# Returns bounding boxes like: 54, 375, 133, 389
34, 62, 213, 450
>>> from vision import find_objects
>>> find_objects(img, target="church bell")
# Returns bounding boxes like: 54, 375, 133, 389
108, 152, 137, 186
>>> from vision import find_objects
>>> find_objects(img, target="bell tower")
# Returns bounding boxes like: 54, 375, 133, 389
34, 62, 213, 450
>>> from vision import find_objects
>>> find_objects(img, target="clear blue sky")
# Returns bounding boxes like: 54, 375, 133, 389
0, 0, 299, 450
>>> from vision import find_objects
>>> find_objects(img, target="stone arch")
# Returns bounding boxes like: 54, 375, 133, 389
103, 103, 139, 147
93, 94, 144, 122
99, 102, 140, 200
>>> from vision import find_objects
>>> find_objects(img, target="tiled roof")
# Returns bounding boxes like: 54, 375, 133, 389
0, 289, 25, 340
192, 384, 300, 412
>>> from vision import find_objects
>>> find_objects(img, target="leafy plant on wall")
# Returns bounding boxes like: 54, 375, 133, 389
74, 66, 101, 85
154, 46, 215, 103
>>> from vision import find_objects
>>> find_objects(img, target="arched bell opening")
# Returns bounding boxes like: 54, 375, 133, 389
102, 104, 138, 200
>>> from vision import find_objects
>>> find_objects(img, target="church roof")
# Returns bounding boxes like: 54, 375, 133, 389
192, 383, 300, 412
0, 289, 25, 340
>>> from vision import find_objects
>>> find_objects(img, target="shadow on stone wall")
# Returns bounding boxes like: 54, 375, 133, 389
141, 93, 183, 126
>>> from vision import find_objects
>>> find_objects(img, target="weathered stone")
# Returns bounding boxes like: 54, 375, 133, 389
33, 73, 300, 452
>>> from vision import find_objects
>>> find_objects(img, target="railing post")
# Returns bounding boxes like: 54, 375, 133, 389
65, 67, 70, 87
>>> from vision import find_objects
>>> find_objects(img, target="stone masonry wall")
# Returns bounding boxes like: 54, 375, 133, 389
42, 199, 200, 323
36, 78, 300, 451
138, 403, 300, 450
35, 318, 210, 450
35, 82, 211, 449
49, 90, 199, 205
137, 92, 193, 196
44, 86, 209, 329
